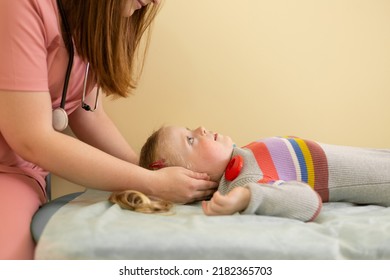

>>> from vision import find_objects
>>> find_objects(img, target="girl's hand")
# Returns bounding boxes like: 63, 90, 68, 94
202, 187, 251, 215
152, 166, 218, 204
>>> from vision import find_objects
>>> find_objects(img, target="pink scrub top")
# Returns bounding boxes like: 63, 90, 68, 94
0, 0, 94, 200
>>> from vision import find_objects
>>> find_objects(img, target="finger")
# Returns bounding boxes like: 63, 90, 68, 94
186, 170, 215, 182
208, 193, 237, 215
190, 180, 218, 193
199, 180, 218, 190
188, 189, 215, 204
206, 195, 228, 215
209, 191, 227, 208
196, 188, 217, 200
201, 200, 210, 215
202, 200, 220, 216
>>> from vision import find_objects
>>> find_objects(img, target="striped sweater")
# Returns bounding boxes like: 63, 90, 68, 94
217, 137, 390, 221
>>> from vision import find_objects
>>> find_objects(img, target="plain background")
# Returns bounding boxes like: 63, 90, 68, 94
51, 0, 390, 199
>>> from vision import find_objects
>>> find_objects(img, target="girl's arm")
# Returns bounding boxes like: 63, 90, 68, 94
203, 181, 322, 222
0, 90, 217, 203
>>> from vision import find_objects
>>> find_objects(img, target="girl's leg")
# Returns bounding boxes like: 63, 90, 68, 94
322, 145, 390, 206
0, 173, 43, 259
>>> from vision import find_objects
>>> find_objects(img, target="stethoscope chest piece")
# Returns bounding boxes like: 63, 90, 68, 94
52, 107, 69, 131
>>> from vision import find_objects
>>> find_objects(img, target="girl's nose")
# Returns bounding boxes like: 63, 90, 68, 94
195, 126, 207, 136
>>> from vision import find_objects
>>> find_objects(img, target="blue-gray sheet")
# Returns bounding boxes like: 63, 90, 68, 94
34, 189, 390, 259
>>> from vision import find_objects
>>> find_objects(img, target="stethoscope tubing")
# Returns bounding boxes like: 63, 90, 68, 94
57, 0, 74, 110
52, 0, 99, 131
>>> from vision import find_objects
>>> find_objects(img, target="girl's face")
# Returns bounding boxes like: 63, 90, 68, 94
162, 126, 235, 181
124, 0, 160, 17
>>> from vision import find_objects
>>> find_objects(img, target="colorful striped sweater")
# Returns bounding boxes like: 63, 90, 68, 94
217, 137, 390, 221
244, 137, 329, 201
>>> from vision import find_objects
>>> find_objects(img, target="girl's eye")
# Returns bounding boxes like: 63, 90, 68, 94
187, 136, 194, 145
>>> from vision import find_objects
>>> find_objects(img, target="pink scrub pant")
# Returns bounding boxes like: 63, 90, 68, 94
0, 173, 45, 260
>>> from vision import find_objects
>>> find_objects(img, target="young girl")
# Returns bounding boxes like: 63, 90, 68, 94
110, 125, 390, 221
0, 1, 217, 259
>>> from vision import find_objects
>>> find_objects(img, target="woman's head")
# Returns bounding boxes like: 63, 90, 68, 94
60, 0, 161, 97
140, 126, 235, 181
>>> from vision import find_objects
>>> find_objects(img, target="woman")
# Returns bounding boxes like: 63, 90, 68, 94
0, 0, 217, 259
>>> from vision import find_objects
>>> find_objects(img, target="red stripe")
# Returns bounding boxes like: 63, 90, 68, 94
305, 140, 329, 202
244, 142, 279, 183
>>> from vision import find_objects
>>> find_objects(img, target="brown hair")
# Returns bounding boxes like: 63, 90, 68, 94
60, 0, 160, 97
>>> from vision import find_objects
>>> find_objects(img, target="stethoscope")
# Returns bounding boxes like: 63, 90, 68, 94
53, 0, 100, 131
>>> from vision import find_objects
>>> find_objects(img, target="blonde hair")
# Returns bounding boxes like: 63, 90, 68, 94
108, 190, 172, 214
109, 127, 180, 214
140, 126, 188, 169
60, 0, 160, 97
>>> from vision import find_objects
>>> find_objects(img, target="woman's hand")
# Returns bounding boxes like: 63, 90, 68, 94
202, 187, 251, 215
151, 166, 218, 204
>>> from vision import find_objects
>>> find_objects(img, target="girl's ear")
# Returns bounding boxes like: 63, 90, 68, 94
149, 159, 166, 170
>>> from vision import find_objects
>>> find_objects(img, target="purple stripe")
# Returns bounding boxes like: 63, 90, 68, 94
262, 138, 296, 181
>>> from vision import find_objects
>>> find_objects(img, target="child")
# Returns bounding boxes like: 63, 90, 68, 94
109, 125, 390, 221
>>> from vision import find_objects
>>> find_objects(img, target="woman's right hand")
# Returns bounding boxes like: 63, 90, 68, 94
150, 166, 218, 204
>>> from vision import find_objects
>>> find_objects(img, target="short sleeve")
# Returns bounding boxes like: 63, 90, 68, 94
0, 0, 49, 91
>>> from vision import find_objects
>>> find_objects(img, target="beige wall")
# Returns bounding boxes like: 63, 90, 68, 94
51, 0, 390, 199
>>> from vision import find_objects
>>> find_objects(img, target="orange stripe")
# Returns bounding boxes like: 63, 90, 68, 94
244, 142, 279, 183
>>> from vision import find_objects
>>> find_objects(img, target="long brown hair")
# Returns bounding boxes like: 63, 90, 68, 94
60, 0, 159, 97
